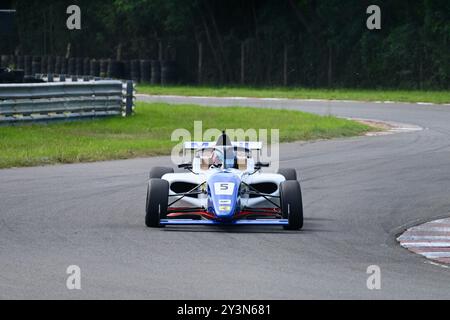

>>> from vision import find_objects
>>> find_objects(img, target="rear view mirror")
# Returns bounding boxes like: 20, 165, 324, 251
178, 163, 193, 170
255, 162, 270, 169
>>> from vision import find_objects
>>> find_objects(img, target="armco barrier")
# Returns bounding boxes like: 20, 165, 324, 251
0, 80, 135, 124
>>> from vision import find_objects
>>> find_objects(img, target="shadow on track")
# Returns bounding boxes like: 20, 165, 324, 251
159, 218, 335, 234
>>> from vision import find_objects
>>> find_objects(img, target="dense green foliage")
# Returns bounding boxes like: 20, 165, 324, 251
1, 0, 449, 88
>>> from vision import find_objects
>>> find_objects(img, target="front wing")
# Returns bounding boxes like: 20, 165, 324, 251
160, 219, 288, 226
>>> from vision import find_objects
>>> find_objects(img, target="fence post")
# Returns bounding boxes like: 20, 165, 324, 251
125, 80, 134, 117
283, 43, 288, 86
240, 41, 245, 85
198, 42, 203, 84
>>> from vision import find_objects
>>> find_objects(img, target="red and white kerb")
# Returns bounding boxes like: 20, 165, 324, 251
398, 217, 450, 265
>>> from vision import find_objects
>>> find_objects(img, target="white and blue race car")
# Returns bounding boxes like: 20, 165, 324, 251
145, 132, 303, 230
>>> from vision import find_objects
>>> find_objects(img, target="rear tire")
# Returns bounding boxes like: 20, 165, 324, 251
145, 179, 169, 228
149, 167, 174, 179
280, 180, 303, 230
278, 168, 297, 181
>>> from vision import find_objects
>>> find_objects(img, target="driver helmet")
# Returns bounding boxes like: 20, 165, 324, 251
211, 149, 224, 166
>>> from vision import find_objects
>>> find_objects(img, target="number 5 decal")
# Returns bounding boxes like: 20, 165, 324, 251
214, 183, 235, 195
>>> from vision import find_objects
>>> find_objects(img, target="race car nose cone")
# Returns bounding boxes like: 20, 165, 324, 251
208, 173, 240, 220
212, 195, 236, 219
214, 200, 234, 218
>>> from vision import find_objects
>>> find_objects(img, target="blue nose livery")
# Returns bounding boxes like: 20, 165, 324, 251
208, 172, 240, 219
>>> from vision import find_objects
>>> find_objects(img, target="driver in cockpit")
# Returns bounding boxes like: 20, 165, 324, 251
210, 147, 237, 169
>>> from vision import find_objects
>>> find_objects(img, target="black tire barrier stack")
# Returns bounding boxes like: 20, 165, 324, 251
116, 61, 125, 79
90, 59, 100, 77
16, 56, 24, 70
47, 56, 55, 74
67, 58, 75, 75
140, 60, 151, 83
107, 59, 124, 79
1, 55, 179, 83
0, 69, 24, 83
23, 75, 45, 83
0, 69, 9, 83
40, 56, 48, 74
130, 59, 141, 83
161, 60, 177, 85
83, 58, 90, 76
54, 56, 62, 75
60, 57, 68, 74
100, 59, 108, 78
0, 55, 9, 68
75, 57, 84, 76
123, 60, 131, 80
151, 60, 161, 85
15, 70, 25, 82
24, 55, 32, 76
31, 56, 41, 75
2, 55, 11, 68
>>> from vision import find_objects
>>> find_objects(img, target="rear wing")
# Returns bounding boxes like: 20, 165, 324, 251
184, 141, 263, 151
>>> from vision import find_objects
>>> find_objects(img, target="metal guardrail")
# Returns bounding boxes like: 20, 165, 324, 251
0, 79, 135, 124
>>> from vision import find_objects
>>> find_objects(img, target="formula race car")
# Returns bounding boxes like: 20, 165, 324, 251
145, 132, 303, 230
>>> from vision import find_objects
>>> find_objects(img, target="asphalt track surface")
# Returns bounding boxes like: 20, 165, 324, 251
1, 96, 450, 299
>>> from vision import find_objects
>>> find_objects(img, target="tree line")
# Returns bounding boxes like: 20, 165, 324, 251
1, 0, 449, 89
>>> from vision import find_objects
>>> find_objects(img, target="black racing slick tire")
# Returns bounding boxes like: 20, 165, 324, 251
278, 168, 297, 181
280, 180, 304, 230
145, 179, 169, 228
149, 167, 174, 179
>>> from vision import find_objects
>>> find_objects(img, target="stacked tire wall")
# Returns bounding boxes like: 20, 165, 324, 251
1, 55, 178, 84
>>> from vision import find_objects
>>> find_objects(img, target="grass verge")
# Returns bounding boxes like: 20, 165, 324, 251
0, 102, 373, 169
138, 85, 450, 104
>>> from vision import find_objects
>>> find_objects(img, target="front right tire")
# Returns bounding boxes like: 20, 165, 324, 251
145, 179, 169, 228
149, 167, 174, 179
280, 180, 304, 230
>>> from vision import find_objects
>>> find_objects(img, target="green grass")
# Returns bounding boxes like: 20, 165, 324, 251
0, 102, 373, 169
138, 85, 450, 104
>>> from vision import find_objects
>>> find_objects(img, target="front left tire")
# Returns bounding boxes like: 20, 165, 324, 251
278, 168, 297, 181
145, 179, 169, 228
